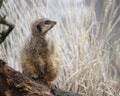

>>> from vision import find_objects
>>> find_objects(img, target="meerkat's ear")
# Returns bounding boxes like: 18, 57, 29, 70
37, 24, 42, 32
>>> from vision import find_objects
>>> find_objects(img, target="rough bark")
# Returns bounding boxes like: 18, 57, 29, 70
0, 60, 83, 96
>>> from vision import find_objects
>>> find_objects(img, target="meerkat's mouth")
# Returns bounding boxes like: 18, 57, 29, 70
49, 21, 56, 30
51, 21, 57, 27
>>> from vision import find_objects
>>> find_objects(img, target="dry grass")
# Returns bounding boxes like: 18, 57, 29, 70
0, 0, 120, 95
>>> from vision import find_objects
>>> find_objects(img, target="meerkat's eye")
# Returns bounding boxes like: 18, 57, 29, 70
37, 24, 42, 32
44, 20, 51, 25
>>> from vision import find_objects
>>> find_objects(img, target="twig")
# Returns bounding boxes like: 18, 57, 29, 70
0, 0, 3, 8
0, 15, 14, 44
52, 87, 84, 96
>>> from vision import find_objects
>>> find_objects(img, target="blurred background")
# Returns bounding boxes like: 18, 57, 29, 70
0, 0, 120, 95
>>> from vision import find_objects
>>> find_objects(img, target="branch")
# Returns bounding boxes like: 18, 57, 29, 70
0, 0, 3, 8
0, 15, 14, 44
52, 88, 83, 96
0, 59, 83, 96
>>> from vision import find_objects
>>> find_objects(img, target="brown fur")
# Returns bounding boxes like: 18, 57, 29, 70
21, 18, 59, 82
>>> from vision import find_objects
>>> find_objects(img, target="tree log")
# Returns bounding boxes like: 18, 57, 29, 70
0, 60, 83, 96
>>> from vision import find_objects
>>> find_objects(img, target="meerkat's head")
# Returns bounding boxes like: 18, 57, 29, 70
31, 18, 56, 36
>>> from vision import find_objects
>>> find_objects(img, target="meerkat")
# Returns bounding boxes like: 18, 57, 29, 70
21, 18, 59, 84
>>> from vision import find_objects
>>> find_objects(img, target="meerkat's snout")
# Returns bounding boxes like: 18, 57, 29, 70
44, 20, 56, 25
50, 21, 56, 28
44, 20, 56, 29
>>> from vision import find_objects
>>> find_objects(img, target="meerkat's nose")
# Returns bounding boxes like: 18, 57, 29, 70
52, 21, 57, 25
54, 21, 57, 24
50, 21, 56, 28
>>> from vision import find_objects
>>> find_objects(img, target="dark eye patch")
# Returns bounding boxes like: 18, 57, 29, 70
37, 24, 42, 32
44, 20, 51, 25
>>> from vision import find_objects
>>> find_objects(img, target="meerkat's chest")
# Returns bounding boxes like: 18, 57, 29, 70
29, 38, 49, 56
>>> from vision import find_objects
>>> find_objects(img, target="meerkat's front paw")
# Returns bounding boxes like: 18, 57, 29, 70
32, 73, 39, 79
47, 81, 57, 89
